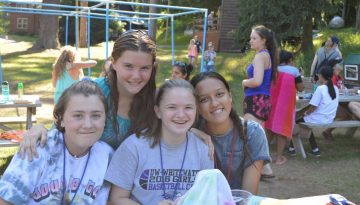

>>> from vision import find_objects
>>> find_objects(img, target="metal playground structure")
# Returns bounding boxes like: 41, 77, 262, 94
0, 0, 209, 82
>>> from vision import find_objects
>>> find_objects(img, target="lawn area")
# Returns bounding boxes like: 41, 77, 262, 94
0, 27, 360, 202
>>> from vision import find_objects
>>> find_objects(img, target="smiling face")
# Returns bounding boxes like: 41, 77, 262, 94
249, 30, 266, 51
195, 77, 232, 126
62, 94, 106, 155
112, 50, 153, 97
155, 87, 196, 138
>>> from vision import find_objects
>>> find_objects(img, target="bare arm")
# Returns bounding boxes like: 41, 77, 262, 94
241, 160, 263, 195
310, 54, 318, 77
18, 124, 48, 161
69, 59, 97, 70
304, 105, 317, 116
242, 53, 267, 88
107, 186, 140, 205
51, 69, 57, 88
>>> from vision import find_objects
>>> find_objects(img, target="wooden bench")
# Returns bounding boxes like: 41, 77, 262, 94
292, 120, 360, 158
0, 116, 37, 131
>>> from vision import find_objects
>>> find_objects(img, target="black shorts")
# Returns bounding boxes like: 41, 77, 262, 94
243, 94, 272, 121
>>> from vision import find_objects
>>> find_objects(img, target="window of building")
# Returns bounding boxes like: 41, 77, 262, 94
16, 18, 28, 29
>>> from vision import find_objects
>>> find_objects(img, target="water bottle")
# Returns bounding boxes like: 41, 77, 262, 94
1, 81, 10, 103
17, 82, 24, 99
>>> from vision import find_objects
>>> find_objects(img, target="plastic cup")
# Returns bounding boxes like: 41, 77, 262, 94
231, 189, 252, 205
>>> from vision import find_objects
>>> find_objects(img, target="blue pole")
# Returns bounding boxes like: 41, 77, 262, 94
105, 1, 109, 61
171, 16, 174, 65
200, 10, 208, 72
0, 48, 2, 84
87, 11, 91, 77
75, 13, 79, 49
129, 21, 132, 31
65, 16, 69, 45
147, 19, 150, 35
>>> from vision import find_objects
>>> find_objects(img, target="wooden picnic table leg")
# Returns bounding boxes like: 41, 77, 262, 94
26, 107, 36, 130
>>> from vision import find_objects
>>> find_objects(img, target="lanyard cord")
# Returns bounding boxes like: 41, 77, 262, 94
61, 138, 91, 205
159, 134, 188, 201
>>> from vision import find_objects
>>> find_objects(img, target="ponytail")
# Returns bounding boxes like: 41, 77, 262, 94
319, 65, 336, 100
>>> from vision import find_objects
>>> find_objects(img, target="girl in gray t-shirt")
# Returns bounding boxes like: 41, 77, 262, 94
105, 79, 213, 205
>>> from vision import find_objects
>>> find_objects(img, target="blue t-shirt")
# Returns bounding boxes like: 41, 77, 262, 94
95, 77, 131, 149
210, 119, 271, 189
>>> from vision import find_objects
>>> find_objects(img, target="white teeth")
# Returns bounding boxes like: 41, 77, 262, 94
212, 108, 223, 114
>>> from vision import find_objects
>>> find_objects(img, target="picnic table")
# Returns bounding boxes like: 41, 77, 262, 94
294, 93, 360, 158
0, 95, 41, 147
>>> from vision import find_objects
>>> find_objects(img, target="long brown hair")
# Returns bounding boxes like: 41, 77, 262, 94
252, 25, 279, 82
53, 46, 78, 80
104, 30, 157, 139
144, 79, 196, 147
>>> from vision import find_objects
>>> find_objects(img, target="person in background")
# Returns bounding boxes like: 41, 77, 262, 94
204, 42, 217, 72
52, 45, 97, 104
171, 61, 194, 81
187, 39, 197, 66
191, 72, 270, 194
242, 25, 279, 178
288, 66, 339, 157
194, 35, 202, 65
0, 80, 113, 204
207, 11, 214, 30
106, 79, 213, 205
310, 36, 342, 82
265, 50, 304, 165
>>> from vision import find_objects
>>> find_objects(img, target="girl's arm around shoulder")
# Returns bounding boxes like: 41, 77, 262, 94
188, 132, 214, 169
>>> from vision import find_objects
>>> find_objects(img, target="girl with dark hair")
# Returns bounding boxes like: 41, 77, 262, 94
171, 61, 194, 81
288, 66, 339, 156
106, 79, 213, 205
265, 50, 304, 165
242, 24, 279, 178
0, 80, 113, 204
191, 72, 270, 194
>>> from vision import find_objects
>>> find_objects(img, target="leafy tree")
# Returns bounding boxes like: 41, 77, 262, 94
235, 0, 332, 52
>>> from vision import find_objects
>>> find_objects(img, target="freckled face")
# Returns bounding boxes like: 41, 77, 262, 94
112, 50, 153, 97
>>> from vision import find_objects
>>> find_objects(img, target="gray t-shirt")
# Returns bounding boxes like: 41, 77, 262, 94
105, 131, 213, 205
211, 119, 271, 189
315, 47, 341, 72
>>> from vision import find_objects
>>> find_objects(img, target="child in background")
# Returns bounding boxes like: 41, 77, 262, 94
52, 46, 97, 104
0, 80, 113, 204
194, 36, 202, 65
106, 79, 213, 205
171, 61, 194, 81
204, 42, 216, 72
187, 39, 197, 66
288, 66, 339, 156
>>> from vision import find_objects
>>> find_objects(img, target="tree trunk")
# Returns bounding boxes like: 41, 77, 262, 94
32, 0, 60, 50
300, 16, 313, 52
149, 0, 157, 41
356, 0, 360, 32
79, 1, 88, 48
